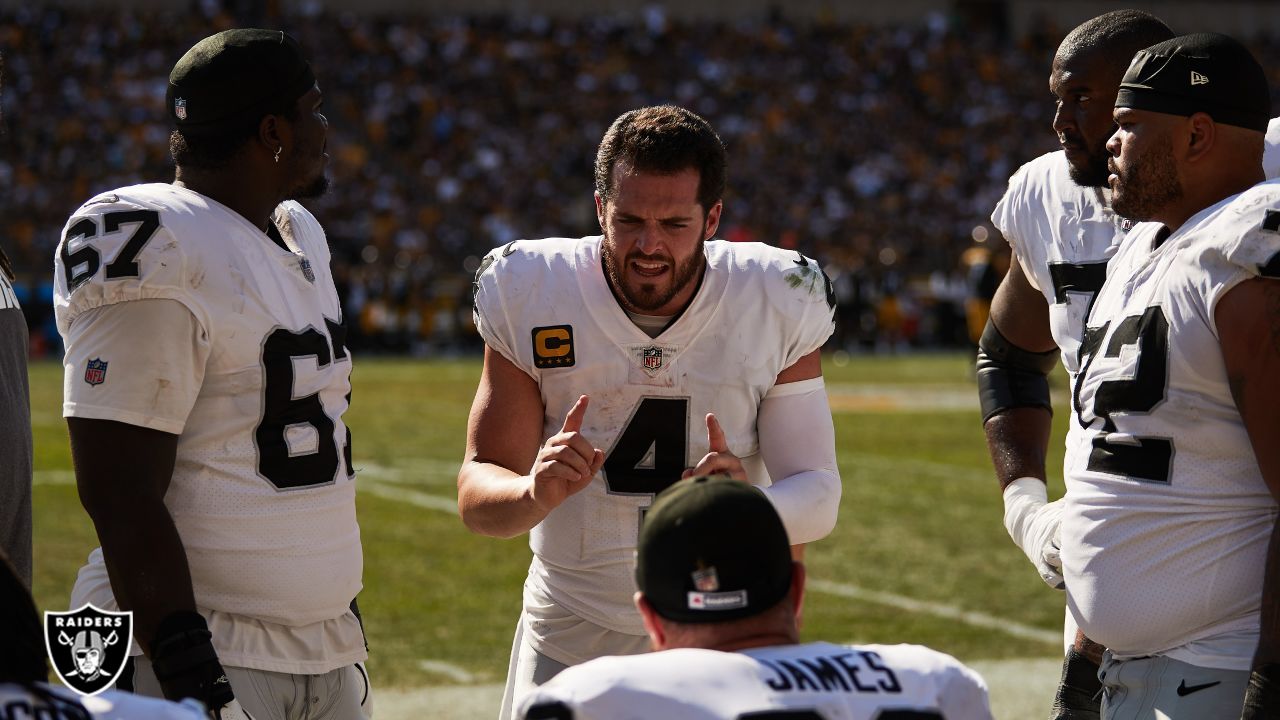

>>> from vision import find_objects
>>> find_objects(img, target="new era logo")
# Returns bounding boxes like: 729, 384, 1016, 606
1191, 71, 1209, 86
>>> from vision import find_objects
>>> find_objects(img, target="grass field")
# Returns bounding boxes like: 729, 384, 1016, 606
29, 353, 1073, 717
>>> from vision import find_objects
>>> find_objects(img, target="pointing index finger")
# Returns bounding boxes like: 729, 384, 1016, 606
561, 395, 590, 433
706, 412, 729, 453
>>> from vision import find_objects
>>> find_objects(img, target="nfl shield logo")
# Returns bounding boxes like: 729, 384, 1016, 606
642, 346, 663, 371
299, 257, 315, 283
84, 358, 108, 386
45, 604, 133, 696
174, 97, 187, 120
692, 566, 720, 592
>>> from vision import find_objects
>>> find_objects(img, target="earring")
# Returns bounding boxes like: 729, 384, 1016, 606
274, 146, 282, 163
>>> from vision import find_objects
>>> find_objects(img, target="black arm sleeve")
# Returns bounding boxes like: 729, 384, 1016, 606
975, 318, 1058, 423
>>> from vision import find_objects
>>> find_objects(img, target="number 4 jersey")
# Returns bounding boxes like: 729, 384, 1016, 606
472, 237, 835, 639
518, 642, 992, 720
54, 183, 364, 673
1062, 179, 1280, 669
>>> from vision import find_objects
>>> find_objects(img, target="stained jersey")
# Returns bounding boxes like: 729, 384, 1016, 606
54, 183, 364, 673
1062, 179, 1280, 670
0, 684, 207, 720
990, 150, 1129, 378
995, 125, 1280, 378
472, 237, 834, 639
518, 642, 992, 720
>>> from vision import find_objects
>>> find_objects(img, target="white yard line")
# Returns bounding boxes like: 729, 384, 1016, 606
807, 578, 1060, 646
33, 470, 75, 485
359, 480, 459, 515
416, 660, 477, 684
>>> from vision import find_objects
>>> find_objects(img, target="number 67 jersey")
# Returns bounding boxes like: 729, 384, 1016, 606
1062, 179, 1280, 670
54, 184, 363, 671
473, 237, 835, 638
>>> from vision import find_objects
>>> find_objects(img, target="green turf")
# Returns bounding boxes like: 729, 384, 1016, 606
29, 353, 1068, 688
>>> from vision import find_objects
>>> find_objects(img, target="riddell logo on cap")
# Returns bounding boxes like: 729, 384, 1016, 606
1191, 71, 1209, 86
174, 97, 188, 120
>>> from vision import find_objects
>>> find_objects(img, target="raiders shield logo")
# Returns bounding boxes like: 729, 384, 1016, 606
45, 604, 133, 696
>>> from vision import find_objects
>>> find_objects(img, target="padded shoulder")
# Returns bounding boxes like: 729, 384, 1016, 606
709, 241, 835, 364
54, 184, 197, 322
1215, 180, 1280, 278
471, 237, 583, 362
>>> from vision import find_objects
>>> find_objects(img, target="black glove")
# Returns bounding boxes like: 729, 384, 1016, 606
150, 612, 235, 711
1242, 663, 1280, 720
1048, 647, 1101, 720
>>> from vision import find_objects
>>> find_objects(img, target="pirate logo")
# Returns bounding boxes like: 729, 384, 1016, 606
45, 604, 132, 696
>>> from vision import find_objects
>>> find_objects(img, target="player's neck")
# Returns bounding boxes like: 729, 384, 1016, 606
174, 167, 280, 232
706, 629, 800, 653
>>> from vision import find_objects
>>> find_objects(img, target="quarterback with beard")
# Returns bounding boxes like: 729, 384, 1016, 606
459, 105, 840, 718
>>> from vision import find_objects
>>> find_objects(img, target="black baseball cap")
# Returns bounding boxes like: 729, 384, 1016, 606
636, 475, 793, 623
166, 29, 315, 134
1115, 32, 1271, 132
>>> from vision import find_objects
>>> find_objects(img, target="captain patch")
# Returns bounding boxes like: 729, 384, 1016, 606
532, 325, 575, 368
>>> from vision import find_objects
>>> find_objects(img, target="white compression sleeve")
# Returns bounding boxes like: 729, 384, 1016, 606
757, 377, 841, 544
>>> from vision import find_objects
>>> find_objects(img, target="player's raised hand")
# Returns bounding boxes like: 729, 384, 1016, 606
683, 413, 748, 482
529, 395, 605, 512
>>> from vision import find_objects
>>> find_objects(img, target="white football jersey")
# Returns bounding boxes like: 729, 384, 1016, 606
1062, 180, 1280, 669
0, 683, 207, 719
1265, 117, 1280, 180
473, 237, 835, 637
518, 642, 992, 720
54, 184, 364, 671
990, 150, 1129, 378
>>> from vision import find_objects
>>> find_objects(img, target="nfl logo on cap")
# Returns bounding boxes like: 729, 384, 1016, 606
174, 97, 188, 120
84, 359, 108, 387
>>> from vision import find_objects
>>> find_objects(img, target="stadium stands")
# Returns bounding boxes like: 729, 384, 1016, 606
2, 5, 1277, 354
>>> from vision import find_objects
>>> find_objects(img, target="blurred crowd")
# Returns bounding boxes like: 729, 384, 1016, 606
3, 4, 1278, 356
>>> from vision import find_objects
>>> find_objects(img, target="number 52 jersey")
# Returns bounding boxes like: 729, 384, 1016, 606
1062, 180, 1280, 668
473, 237, 835, 635
53, 184, 362, 647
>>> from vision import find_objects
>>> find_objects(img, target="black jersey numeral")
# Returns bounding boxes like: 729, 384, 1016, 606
256, 323, 353, 490
602, 397, 688, 496
59, 210, 161, 290
1074, 306, 1173, 484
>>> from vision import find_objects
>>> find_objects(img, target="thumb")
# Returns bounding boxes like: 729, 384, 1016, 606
561, 395, 589, 433
706, 413, 729, 453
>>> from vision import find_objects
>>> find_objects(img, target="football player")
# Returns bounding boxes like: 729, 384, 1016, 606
519, 475, 992, 720
459, 105, 841, 718
54, 30, 369, 719
985, 12, 1207, 718
1062, 33, 1279, 718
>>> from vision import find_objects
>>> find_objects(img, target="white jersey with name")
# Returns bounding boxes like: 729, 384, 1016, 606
518, 642, 992, 720
473, 237, 835, 638
1062, 180, 1280, 670
54, 183, 364, 673
0, 683, 207, 720
990, 150, 1128, 378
